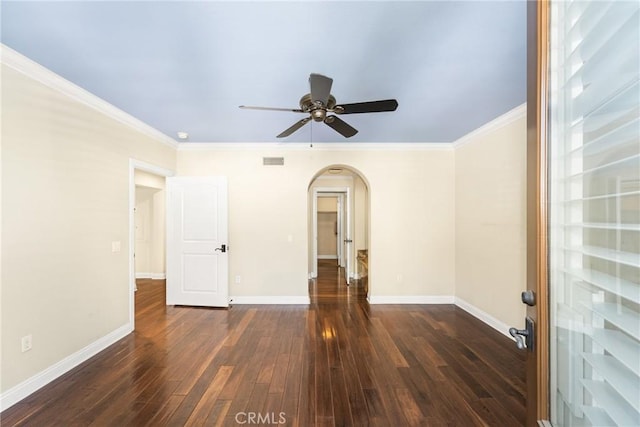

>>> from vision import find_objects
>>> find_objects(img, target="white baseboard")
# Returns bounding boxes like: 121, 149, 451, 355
230, 296, 310, 305
0, 323, 132, 411
135, 272, 166, 280
365, 295, 513, 339
368, 295, 455, 304
454, 297, 513, 339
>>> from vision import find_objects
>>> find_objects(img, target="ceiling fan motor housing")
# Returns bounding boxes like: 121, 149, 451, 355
300, 93, 337, 121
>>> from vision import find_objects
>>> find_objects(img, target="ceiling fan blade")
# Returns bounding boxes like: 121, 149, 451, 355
277, 117, 312, 138
309, 73, 333, 105
324, 115, 358, 138
240, 105, 304, 113
335, 99, 398, 114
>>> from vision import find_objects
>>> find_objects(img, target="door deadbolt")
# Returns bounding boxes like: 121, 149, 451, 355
521, 290, 536, 306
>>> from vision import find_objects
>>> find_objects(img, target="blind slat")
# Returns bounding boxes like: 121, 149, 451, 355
562, 190, 640, 202
582, 406, 615, 426
582, 380, 640, 426
592, 329, 640, 377
568, 1, 639, 63
582, 354, 640, 412
568, 117, 639, 159
566, 223, 640, 231
590, 302, 640, 339
562, 268, 640, 303
564, 153, 640, 180
570, 245, 640, 268
573, 75, 639, 123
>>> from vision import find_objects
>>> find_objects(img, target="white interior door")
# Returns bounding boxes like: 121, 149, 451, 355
166, 176, 228, 307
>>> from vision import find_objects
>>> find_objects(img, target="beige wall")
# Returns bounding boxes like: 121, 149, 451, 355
177, 147, 456, 299
454, 111, 527, 329
134, 171, 166, 278
317, 197, 337, 212
135, 187, 165, 276
317, 211, 338, 257
1, 63, 176, 394
135, 188, 153, 272
317, 196, 338, 259
354, 176, 368, 253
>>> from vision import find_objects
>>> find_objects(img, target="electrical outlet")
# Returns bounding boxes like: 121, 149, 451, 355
235, 275, 241, 284
21, 335, 32, 353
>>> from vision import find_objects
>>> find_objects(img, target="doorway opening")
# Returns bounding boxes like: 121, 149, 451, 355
308, 165, 370, 299
134, 173, 166, 281
128, 159, 174, 330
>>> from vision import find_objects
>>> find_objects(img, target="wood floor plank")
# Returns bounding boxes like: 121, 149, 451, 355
205, 399, 232, 426
394, 387, 425, 426
184, 365, 234, 426
1, 264, 525, 426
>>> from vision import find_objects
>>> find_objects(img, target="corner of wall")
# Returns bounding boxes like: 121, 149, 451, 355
452, 103, 527, 332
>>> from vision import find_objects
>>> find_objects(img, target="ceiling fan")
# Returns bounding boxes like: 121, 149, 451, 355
239, 73, 398, 138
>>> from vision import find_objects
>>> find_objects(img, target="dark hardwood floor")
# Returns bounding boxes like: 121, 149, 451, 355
2, 260, 525, 426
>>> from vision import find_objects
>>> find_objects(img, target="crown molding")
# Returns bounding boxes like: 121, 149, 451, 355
1, 44, 178, 150
177, 142, 453, 151
453, 103, 527, 149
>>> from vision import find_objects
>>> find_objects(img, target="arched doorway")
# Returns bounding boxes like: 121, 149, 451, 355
307, 165, 370, 296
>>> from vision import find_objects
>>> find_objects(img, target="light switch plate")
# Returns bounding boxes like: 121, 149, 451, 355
112, 241, 121, 253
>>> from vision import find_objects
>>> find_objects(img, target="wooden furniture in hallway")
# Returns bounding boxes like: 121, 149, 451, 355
2, 263, 525, 426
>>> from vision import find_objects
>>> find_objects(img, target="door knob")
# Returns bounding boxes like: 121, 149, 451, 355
509, 317, 535, 351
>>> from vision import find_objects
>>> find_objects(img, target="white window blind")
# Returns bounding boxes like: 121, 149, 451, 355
548, 1, 640, 426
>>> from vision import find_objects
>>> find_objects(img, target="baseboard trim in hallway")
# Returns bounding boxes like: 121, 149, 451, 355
368, 295, 455, 305
230, 296, 311, 305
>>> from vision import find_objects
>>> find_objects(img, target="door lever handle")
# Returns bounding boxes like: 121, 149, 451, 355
509, 317, 535, 351
215, 244, 227, 253
509, 327, 529, 350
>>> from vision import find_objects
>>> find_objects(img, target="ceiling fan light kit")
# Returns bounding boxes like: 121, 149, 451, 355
239, 73, 398, 139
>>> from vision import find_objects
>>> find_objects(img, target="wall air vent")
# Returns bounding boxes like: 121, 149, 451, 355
263, 157, 285, 166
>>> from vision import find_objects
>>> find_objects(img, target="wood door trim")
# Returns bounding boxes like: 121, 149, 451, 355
526, 0, 550, 424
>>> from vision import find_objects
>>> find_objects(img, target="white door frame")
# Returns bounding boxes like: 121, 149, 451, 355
128, 159, 174, 331
312, 187, 351, 283
336, 195, 343, 265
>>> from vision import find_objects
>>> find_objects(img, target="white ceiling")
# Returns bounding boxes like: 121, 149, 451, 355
1, 0, 526, 144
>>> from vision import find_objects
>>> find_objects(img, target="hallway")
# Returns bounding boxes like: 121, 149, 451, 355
309, 259, 367, 305
2, 269, 525, 426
